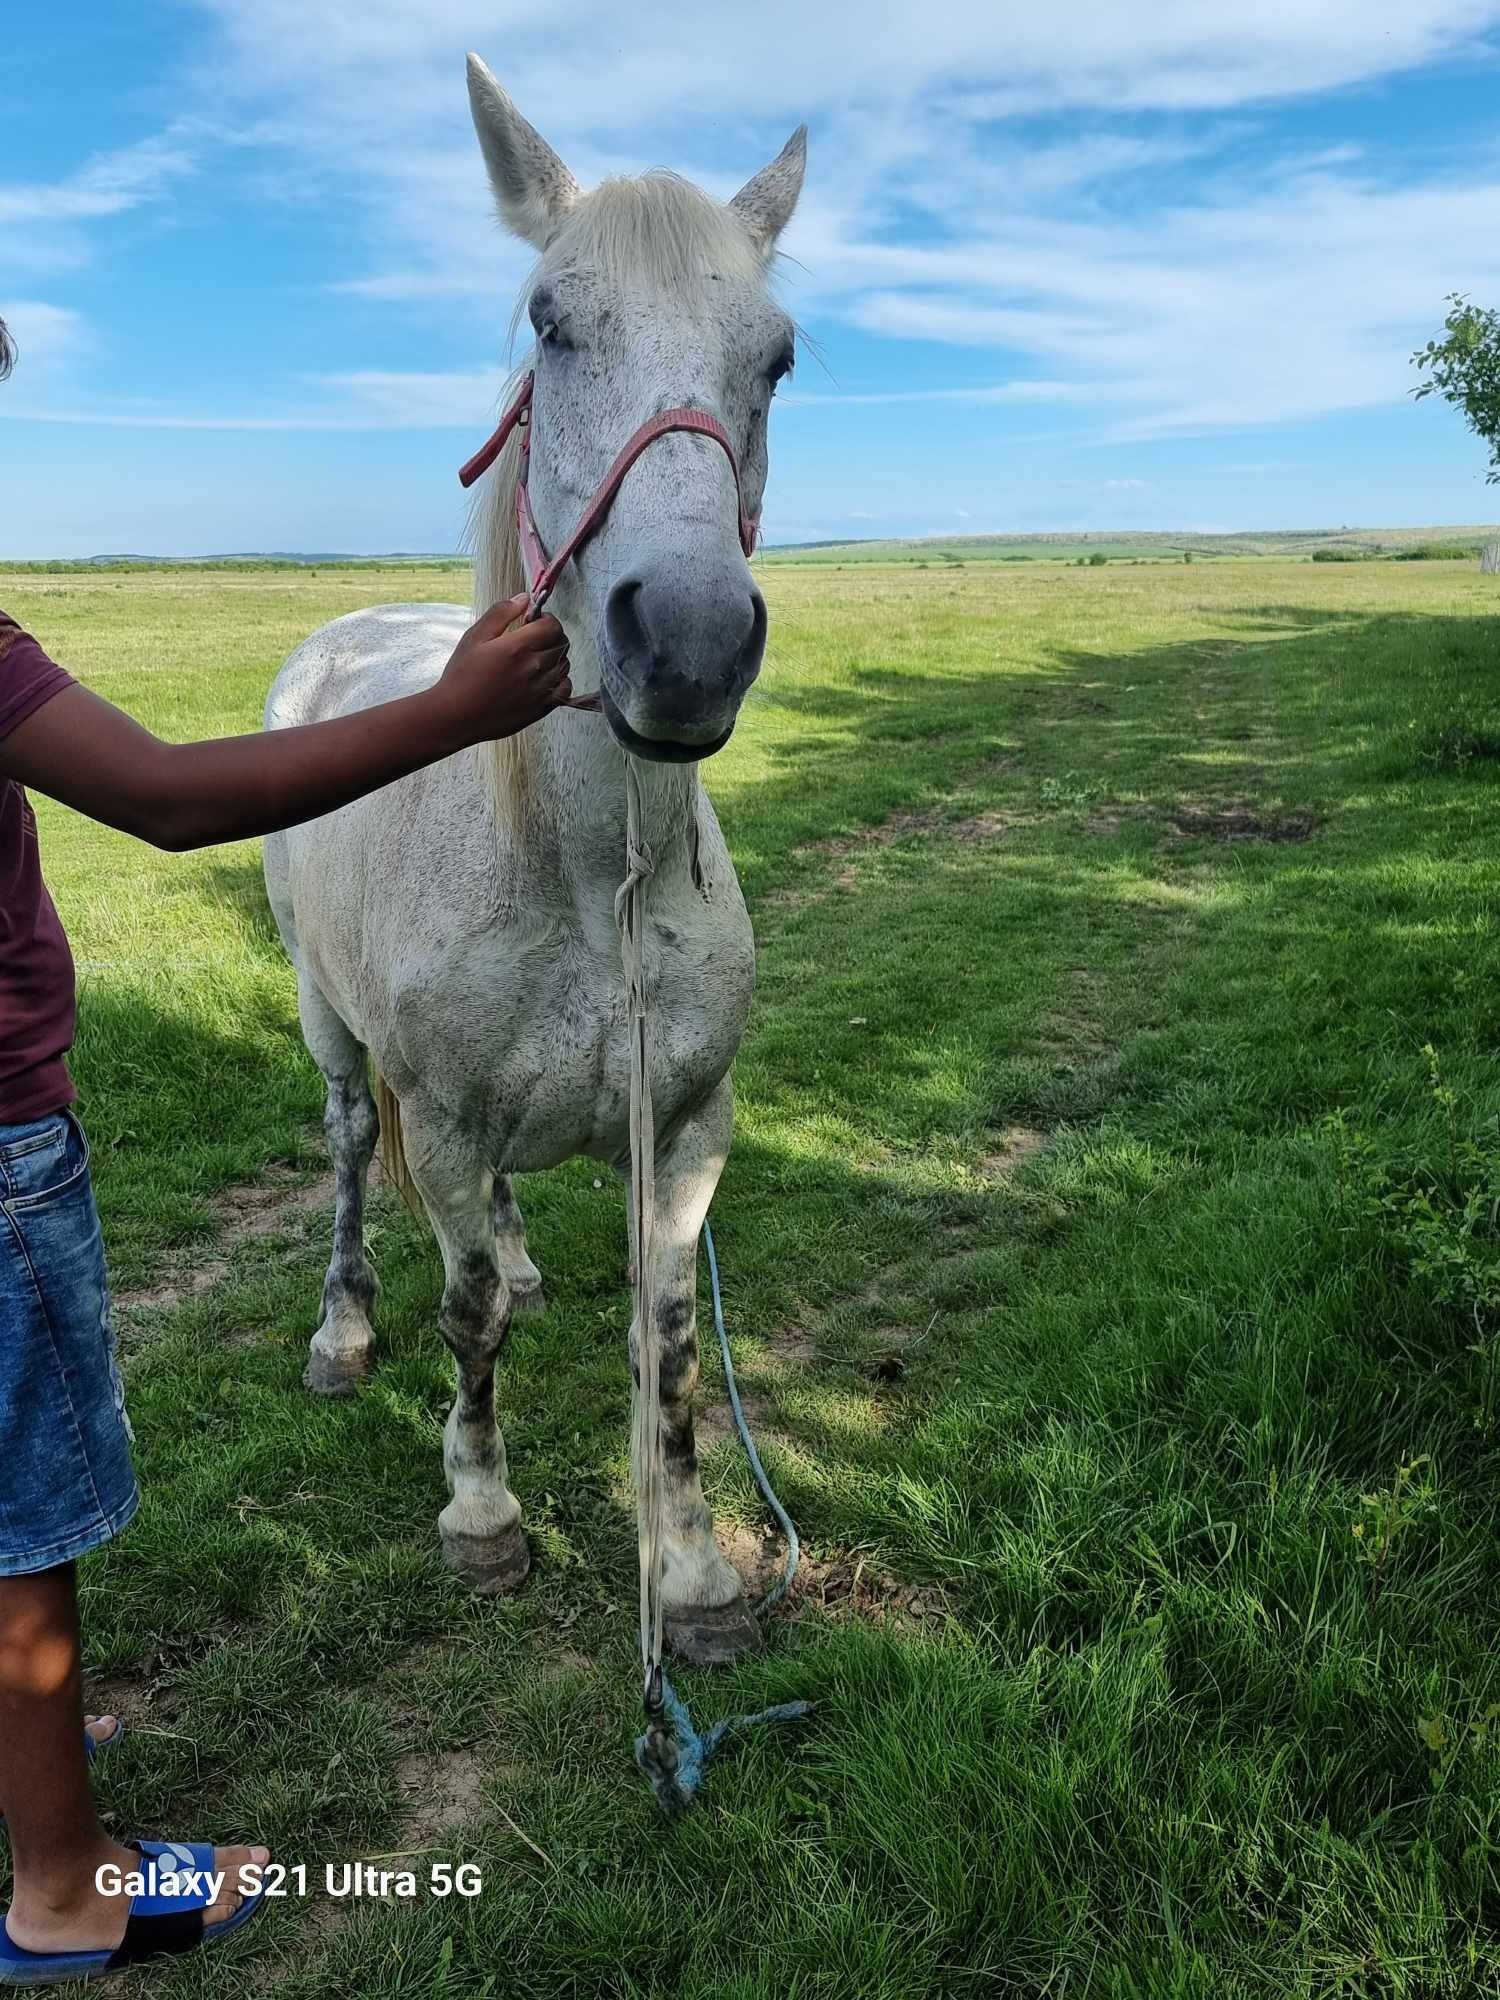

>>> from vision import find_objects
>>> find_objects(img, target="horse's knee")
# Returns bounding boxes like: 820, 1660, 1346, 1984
657, 1295, 699, 1405
325, 1075, 377, 1161
440, 1250, 511, 1370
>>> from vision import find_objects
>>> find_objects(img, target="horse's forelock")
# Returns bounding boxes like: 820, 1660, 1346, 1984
544, 172, 761, 294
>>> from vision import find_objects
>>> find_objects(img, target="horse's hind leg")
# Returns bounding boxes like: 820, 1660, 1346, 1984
404, 1118, 529, 1595
491, 1177, 545, 1315
299, 984, 379, 1396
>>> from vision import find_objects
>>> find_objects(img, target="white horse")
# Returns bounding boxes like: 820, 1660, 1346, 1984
263, 58, 805, 1665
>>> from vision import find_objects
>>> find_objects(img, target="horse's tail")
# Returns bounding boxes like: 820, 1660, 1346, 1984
373, 1070, 424, 1217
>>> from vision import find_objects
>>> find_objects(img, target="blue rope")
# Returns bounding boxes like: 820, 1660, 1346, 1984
634, 1219, 812, 1815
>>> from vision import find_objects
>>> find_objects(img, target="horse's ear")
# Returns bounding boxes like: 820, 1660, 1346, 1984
728, 126, 807, 258
466, 54, 579, 249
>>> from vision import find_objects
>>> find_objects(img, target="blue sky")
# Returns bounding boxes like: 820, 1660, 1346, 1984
5, 1, 1500, 557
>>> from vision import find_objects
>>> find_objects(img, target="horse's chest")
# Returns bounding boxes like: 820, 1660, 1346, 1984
394, 896, 753, 1172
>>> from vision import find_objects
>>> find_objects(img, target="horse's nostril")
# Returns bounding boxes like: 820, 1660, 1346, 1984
606, 576, 652, 666
741, 585, 768, 677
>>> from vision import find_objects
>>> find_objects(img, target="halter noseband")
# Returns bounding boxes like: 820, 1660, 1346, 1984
459, 372, 759, 620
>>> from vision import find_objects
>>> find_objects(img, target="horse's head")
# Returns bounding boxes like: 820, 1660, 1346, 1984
468, 56, 804, 762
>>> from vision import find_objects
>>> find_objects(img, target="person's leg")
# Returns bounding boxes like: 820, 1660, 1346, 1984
0, 1111, 268, 1952
0, 1563, 265, 1953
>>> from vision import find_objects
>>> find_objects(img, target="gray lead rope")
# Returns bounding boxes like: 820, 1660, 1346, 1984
618, 764, 811, 1814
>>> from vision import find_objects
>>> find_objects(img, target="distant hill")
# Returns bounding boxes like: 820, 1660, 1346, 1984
4, 526, 1499, 572
759, 525, 1500, 564
77, 551, 467, 568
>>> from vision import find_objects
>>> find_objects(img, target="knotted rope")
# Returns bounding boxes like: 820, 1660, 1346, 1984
616, 761, 810, 1815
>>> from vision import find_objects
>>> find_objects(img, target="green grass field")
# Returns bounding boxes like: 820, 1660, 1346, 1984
4, 557, 1500, 1997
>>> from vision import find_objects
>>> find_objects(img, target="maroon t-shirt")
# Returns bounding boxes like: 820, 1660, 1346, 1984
0, 613, 77, 1122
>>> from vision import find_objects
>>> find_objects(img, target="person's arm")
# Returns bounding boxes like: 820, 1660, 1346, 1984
0, 596, 569, 852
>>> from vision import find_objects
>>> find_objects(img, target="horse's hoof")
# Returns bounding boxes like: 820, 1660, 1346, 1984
665, 1594, 763, 1667
510, 1281, 547, 1317
441, 1524, 532, 1597
303, 1346, 372, 1397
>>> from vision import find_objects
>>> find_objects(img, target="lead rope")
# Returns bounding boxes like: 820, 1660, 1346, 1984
617, 763, 811, 1816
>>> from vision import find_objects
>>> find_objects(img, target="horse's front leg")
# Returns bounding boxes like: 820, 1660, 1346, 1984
637, 1077, 762, 1667
405, 1121, 530, 1597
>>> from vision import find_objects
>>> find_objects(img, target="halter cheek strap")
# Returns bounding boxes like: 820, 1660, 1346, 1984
459, 372, 759, 620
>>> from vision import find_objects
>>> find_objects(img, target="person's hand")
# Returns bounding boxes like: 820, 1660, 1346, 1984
435, 595, 572, 745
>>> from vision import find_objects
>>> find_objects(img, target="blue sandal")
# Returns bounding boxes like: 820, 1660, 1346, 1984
0, 1722, 122, 1832
0, 1840, 263, 1986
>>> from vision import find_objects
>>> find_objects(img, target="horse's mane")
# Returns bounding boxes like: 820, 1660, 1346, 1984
468, 173, 761, 826
467, 368, 533, 823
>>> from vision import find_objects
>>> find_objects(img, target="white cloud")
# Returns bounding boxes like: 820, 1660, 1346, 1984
8, 364, 508, 433
189, 1, 1500, 128
783, 381, 1084, 408
819, 159, 1500, 437
314, 368, 500, 426
180, 1, 1500, 301
16, 0, 1500, 450
0, 133, 196, 226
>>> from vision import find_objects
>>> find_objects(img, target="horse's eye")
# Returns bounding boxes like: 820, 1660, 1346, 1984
765, 344, 795, 391
528, 290, 565, 348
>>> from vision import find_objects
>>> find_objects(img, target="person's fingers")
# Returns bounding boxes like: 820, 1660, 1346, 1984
473, 592, 529, 638
524, 648, 570, 684
504, 612, 567, 655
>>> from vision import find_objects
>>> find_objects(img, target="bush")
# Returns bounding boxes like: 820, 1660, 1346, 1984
1412, 295, 1500, 485
1087, 552, 1108, 566
1411, 709, 1500, 771
1328, 1049, 1500, 1430
1391, 543, 1478, 561
1312, 549, 1366, 562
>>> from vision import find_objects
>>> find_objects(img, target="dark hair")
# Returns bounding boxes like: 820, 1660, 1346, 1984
0, 318, 15, 381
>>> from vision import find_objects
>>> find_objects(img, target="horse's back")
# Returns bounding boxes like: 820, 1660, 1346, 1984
262, 601, 478, 995
264, 602, 470, 731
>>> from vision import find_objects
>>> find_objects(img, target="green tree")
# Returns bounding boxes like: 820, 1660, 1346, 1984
1412, 295, 1500, 484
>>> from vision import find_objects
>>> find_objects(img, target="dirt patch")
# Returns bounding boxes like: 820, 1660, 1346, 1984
697, 1389, 777, 1451
722, 1530, 954, 1630
770, 782, 1028, 910
979, 1126, 1047, 1179
949, 811, 1013, 844
761, 1321, 816, 1368
116, 1157, 381, 1316
794, 1553, 953, 1628
861, 1318, 937, 1385
1171, 804, 1320, 843
807, 799, 1023, 861
1084, 800, 1320, 847
805, 807, 947, 860
85, 1671, 156, 1731
87, 1622, 248, 1727
394, 1746, 490, 1849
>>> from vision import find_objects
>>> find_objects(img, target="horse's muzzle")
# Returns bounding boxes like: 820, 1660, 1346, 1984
600, 570, 766, 761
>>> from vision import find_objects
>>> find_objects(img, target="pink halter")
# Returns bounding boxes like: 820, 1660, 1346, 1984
459, 372, 759, 619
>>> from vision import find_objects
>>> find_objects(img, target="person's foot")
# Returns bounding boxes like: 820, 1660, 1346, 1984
5, 1836, 270, 1956
83, 1714, 118, 1749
